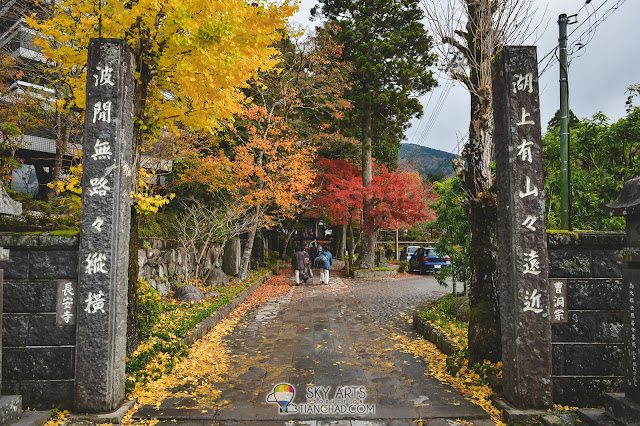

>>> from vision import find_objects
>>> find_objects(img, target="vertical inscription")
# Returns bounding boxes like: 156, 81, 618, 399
494, 46, 553, 409
550, 279, 568, 324
75, 39, 134, 413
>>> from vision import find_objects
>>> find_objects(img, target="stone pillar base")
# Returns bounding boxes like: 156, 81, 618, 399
603, 393, 640, 425
0, 395, 22, 425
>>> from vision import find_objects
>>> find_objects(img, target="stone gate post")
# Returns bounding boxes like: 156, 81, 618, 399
493, 46, 553, 409
606, 177, 640, 422
74, 39, 134, 413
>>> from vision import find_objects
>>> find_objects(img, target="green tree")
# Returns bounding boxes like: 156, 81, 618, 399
312, 0, 438, 269
543, 86, 640, 231
431, 177, 470, 295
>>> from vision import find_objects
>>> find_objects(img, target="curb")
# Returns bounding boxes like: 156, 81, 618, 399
181, 271, 273, 347
412, 312, 458, 356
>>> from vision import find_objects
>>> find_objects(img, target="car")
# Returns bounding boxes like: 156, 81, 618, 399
409, 247, 451, 274
400, 245, 420, 262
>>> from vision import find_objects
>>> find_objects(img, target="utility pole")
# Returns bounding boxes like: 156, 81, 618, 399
558, 13, 573, 230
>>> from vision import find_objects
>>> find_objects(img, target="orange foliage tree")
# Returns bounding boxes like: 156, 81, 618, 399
179, 29, 352, 279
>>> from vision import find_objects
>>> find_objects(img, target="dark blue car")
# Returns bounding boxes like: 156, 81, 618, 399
409, 247, 451, 274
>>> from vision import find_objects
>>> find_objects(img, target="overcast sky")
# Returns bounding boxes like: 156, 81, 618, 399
291, 0, 637, 160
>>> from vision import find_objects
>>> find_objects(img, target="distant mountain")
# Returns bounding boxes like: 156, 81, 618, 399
398, 143, 456, 178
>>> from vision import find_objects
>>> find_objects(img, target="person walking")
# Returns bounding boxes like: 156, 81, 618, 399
314, 244, 333, 285
291, 245, 306, 286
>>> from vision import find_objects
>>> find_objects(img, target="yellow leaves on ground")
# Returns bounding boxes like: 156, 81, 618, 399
122, 274, 293, 422
387, 321, 505, 426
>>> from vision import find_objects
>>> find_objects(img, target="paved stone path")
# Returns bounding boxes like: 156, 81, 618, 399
134, 270, 493, 425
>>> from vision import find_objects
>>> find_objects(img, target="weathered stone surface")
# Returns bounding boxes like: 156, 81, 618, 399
0, 182, 22, 215
3, 347, 74, 380
553, 377, 624, 407
0, 395, 22, 425
205, 268, 228, 286
552, 344, 566, 375
5, 380, 75, 410
624, 268, 640, 401
30, 250, 78, 279
593, 250, 623, 278
0, 233, 79, 248
606, 176, 640, 217
552, 311, 623, 343
0, 250, 29, 279
548, 250, 591, 278
75, 38, 135, 413
3, 314, 29, 346
567, 279, 623, 310
222, 238, 241, 276
595, 311, 624, 343
3, 281, 58, 313
174, 285, 204, 303
494, 46, 552, 409
564, 344, 624, 376
27, 314, 76, 346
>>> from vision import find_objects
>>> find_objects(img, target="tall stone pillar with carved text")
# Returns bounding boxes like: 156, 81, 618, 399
74, 39, 134, 413
493, 46, 553, 409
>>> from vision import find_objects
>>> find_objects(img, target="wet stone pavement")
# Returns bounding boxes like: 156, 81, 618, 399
134, 269, 493, 425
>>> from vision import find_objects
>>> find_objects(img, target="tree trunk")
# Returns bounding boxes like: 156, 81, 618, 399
126, 59, 151, 354
239, 206, 260, 280
347, 221, 354, 266
465, 73, 501, 365
360, 104, 375, 269
339, 224, 347, 258
47, 105, 70, 201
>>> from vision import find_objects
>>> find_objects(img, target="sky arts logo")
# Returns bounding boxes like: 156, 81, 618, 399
266, 383, 376, 415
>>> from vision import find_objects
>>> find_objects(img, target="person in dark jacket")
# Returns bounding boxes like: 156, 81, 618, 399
291, 245, 306, 286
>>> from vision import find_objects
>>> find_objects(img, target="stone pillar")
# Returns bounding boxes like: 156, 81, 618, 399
607, 177, 640, 404
222, 238, 241, 276
74, 39, 134, 413
493, 46, 553, 409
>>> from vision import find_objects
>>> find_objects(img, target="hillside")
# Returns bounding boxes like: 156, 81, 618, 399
398, 143, 456, 178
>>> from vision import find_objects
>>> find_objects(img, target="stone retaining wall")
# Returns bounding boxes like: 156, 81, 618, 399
138, 238, 224, 296
0, 233, 79, 409
548, 232, 626, 406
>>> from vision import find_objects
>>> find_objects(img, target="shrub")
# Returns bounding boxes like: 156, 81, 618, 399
398, 260, 409, 273
137, 280, 162, 339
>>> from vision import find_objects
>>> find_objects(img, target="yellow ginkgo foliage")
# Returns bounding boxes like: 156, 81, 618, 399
29, 0, 295, 137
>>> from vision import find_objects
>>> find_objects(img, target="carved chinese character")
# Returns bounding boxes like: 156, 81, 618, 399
92, 101, 112, 124
62, 297, 74, 310
93, 65, 115, 87
553, 309, 564, 321
84, 291, 106, 314
522, 215, 538, 231
85, 252, 108, 275
554, 297, 565, 308
524, 289, 543, 313
516, 140, 534, 163
516, 108, 535, 126
553, 281, 564, 294
61, 311, 74, 323
519, 176, 538, 199
92, 216, 105, 232
62, 282, 74, 297
523, 249, 541, 275
89, 177, 111, 197
91, 139, 113, 160
512, 73, 533, 93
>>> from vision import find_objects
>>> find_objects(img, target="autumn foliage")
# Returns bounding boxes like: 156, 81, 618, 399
310, 158, 437, 232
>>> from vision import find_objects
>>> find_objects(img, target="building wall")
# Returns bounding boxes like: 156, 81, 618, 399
549, 232, 626, 406
0, 233, 78, 409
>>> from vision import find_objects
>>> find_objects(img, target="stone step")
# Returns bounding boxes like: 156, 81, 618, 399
9, 411, 50, 426
577, 408, 624, 425
0, 395, 22, 425
604, 393, 640, 425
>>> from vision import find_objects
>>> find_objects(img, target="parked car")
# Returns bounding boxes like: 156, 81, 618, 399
400, 245, 420, 262
409, 247, 451, 274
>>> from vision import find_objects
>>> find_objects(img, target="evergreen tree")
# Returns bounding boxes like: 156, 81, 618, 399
312, 0, 437, 269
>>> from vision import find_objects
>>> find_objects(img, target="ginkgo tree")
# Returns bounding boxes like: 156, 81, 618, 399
29, 0, 295, 350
